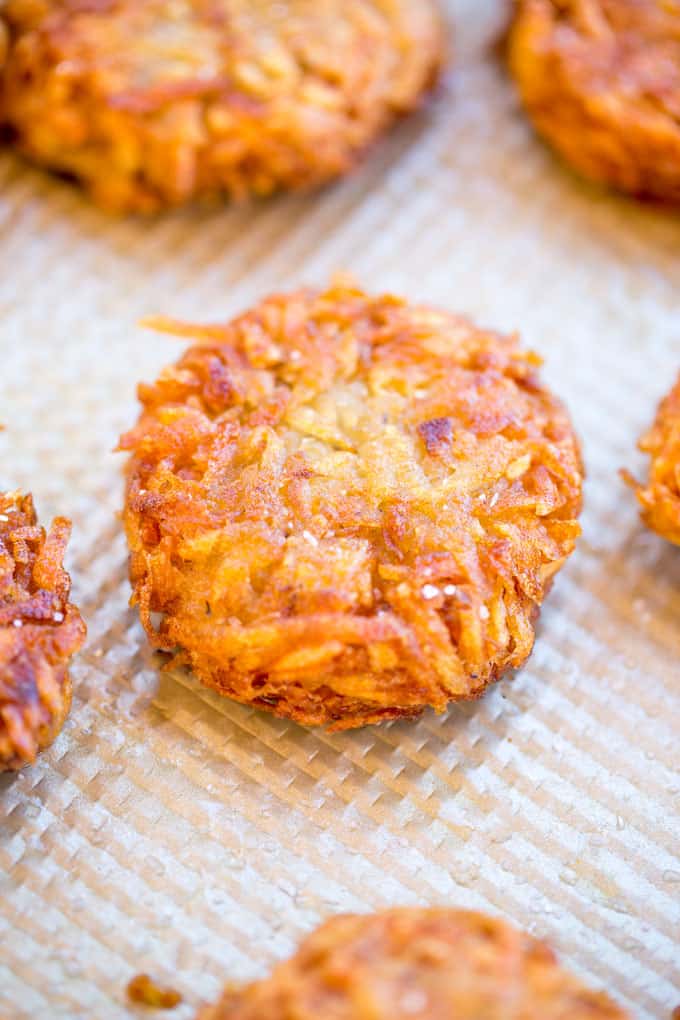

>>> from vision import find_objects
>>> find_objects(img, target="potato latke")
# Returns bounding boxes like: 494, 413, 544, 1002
630, 375, 680, 545
0, 0, 444, 213
198, 908, 629, 1020
508, 0, 680, 202
121, 281, 583, 730
0, 492, 86, 771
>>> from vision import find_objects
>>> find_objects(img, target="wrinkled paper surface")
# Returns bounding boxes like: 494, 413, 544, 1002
0, 2, 678, 1017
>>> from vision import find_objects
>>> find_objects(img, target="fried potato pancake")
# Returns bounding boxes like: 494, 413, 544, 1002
120, 280, 583, 730
630, 375, 680, 545
0, 492, 86, 771
198, 908, 629, 1020
508, 0, 680, 202
0, 0, 444, 213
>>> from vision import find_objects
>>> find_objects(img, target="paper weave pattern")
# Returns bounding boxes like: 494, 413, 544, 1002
0, 3, 678, 1017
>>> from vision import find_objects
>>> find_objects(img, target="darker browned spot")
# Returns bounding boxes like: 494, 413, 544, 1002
417, 416, 452, 454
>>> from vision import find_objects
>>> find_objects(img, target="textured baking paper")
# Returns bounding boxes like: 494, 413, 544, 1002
0, 2, 678, 1017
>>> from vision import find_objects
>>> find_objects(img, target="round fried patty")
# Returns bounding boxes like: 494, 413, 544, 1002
0, 0, 444, 213
0, 492, 86, 771
508, 0, 680, 202
630, 374, 680, 545
120, 281, 583, 730
198, 908, 629, 1020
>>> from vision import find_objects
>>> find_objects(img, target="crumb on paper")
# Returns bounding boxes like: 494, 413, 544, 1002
126, 974, 182, 1010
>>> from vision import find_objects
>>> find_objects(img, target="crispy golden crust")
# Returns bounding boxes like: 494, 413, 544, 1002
508, 0, 680, 202
198, 908, 629, 1020
0, 492, 86, 771
630, 375, 680, 544
121, 281, 582, 731
0, 0, 444, 213
0, 19, 7, 72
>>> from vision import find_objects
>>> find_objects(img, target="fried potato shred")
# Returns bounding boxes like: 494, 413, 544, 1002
121, 280, 583, 730
0, 492, 86, 771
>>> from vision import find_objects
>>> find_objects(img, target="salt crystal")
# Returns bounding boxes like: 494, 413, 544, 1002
421, 584, 440, 600
400, 990, 428, 1013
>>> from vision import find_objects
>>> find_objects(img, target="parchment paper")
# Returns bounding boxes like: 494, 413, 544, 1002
0, 2, 678, 1017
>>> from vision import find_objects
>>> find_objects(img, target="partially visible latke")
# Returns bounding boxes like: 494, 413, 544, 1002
198, 907, 630, 1020
508, 0, 680, 202
628, 375, 680, 545
0, 491, 86, 771
0, 0, 444, 212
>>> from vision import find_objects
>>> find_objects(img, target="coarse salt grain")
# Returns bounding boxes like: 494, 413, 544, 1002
479, 605, 490, 620
12, 619, 23, 628
400, 989, 428, 1014
421, 584, 440, 600
0, 514, 8, 522
53, 611, 64, 623
302, 530, 318, 547
443, 584, 457, 596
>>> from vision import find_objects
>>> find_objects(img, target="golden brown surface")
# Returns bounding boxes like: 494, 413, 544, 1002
508, 0, 680, 202
0, 492, 86, 771
198, 908, 629, 1020
121, 281, 582, 731
127, 974, 183, 1009
630, 375, 680, 544
0, 0, 444, 213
